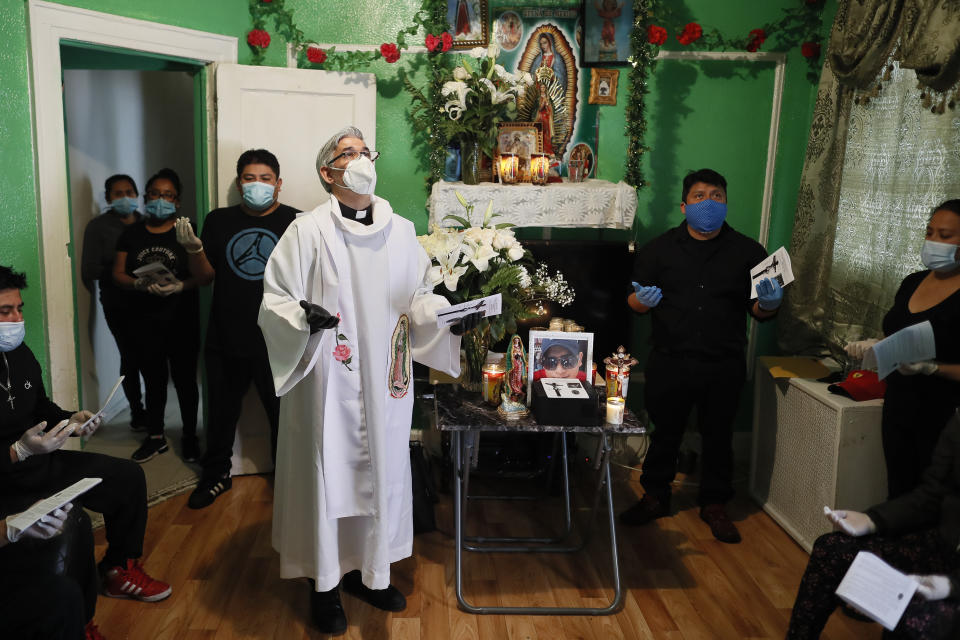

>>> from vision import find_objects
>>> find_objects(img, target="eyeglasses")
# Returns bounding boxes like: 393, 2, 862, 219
328, 150, 381, 166
543, 354, 577, 369
145, 190, 178, 201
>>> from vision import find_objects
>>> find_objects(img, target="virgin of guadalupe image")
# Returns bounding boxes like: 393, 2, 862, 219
498, 334, 530, 419
517, 25, 578, 161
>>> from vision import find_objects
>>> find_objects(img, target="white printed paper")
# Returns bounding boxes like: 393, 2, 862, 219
863, 321, 936, 380
436, 293, 502, 328
132, 261, 177, 286
539, 378, 587, 399
750, 246, 794, 298
835, 551, 917, 631
6, 478, 103, 536
79, 376, 124, 447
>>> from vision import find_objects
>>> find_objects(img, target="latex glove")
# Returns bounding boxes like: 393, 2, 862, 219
450, 311, 484, 336
133, 277, 151, 292
5, 503, 72, 543
631, 282, 663, 308
175, 217, 203, 254
299, 300, 339, 334
69, 410, 101, 437
844, 339, 879, 360
898, 360, 938, 376
909, 574, 953, 601
12, 420, 74, 461
147, 279, 184, 297
756, 277, 783, 311
825, 508, 877, 537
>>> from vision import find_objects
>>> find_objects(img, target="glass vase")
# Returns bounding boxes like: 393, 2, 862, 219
461, 138, 481, 185
460, 321, 490, 393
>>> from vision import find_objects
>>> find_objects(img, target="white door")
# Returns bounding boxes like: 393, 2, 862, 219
214, 63, 377, 474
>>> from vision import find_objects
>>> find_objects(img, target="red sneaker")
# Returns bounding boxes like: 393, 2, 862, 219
102, 559, 172, 602
85, 621, 107, 640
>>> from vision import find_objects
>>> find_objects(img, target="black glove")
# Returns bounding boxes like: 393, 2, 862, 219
300, 300, 339, 334
450, 311, 483, 336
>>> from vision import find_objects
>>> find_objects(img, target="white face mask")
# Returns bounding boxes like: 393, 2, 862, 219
337, 155, 377, 195
0, 321, 25, 352
921, 239, 960, 272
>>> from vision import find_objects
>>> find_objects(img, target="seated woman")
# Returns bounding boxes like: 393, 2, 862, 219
786, 411, 960, 639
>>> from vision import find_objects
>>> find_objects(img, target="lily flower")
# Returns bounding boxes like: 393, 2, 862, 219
436, 249, 468, 291
480, 78, 514, 105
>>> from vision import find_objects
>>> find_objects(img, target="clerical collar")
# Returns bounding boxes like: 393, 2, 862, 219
337, 200, 373, 226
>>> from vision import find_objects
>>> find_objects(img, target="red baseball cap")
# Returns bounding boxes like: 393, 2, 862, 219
828, 369, 886, 401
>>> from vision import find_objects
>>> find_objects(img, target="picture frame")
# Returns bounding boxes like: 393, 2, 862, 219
526, 330, 594, 401
588, 68, 619, 105
496, 121, 542, 158
447, 0, 489, 49
580, 0, 634, 66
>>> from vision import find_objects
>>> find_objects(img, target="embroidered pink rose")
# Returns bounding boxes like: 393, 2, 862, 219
333, 344, 351, 362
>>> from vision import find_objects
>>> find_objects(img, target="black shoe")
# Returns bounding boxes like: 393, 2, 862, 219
341, 570, 406, 612
182, 435, 200, 463
132, 436, 168, 463
188, 475, 231, 510
619, 494, 670, 525
310, 584, 347, 635
700, 504, 741, 544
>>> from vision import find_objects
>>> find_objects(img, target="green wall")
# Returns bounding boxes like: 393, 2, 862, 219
1, 0, 831, 397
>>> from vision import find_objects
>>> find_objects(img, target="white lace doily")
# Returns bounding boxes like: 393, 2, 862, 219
428, 179, 638, 230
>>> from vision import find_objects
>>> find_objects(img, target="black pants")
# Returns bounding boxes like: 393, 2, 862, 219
201, 348, 280, 479
102, 302, 144, 420
787, 530, 959, 639
138, 319, 199, 438
0, 572, 86, 639
641, 351, 745, 506
0, 505, 98, 626
0, 450, 148, 568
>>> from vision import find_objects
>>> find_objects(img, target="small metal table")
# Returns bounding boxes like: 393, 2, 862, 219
433, 385, 647, 615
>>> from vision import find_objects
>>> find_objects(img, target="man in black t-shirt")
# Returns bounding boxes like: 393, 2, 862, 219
180, 149, 299, 509
620, 169, 783, 544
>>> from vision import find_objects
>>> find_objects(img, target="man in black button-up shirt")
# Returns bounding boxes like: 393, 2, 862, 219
620, 169, 782, 543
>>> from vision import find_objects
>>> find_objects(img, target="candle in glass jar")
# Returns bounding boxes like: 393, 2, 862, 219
498, 153, 519, 184
482, 363, 505, 405
605, 396, 625, 425
530, 153, 549, 185
605, 363, 630, 398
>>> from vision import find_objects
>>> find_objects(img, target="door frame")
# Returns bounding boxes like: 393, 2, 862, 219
27, 0, 236, 406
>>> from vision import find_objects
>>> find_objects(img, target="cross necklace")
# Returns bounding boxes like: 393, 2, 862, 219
0, 353, 13, 410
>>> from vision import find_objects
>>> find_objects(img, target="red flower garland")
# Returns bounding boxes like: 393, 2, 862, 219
441, 32, 452, 52
647, 25, 667, 46
746, 28, 766, 52
801, 41, 821, 59
380, 43, 400, 63
676, 22, 702, 46
307, 46, 327, 64
247, 29, 271, 49
425, 33, 440, 52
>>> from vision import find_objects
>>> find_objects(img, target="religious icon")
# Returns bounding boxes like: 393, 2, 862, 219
581, 0, 634, 66
447, 0, 488, 49
517, 25, 578, 161
588, 68, 618, 105
494, 11, 523, 51
498, 334, 530, 419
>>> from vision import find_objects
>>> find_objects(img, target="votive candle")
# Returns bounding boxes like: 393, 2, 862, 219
482, 363, 506, 405
530, 153, 549, 185
606, 396, 625, 425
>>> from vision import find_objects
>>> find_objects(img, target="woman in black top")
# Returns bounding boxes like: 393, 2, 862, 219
846, 200, 960, 499
112, 168, 204, 464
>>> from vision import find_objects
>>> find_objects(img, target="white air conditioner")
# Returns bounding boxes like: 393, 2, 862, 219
750, 365, 886, 552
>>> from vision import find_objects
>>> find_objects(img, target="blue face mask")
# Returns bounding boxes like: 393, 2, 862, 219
241, 181, 276, 211
144, 198, 178, 220
684, 199, 727, 233
0, 321, 25, 352
110, 197, 139, 215
921, 240, 960, 272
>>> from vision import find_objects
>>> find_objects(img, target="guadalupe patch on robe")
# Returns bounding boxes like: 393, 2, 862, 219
388, 314, 411, 398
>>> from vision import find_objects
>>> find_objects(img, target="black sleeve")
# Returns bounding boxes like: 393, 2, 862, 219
630, 240, 658, 288
80, 220, 101, 293
747, 241, 774, 319
115, 226, 133, 255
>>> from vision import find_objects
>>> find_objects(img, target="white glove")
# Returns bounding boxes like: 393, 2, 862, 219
12, 420, 74, 461
175, 217, 203, 254
147, 279, 184, 297
897, 360, 938, 376
5, 503, 72, 543
133, 277, 151, 292
826, 509, 876, 537
69, 410, 101, 437
844, 339, 879, 360
910, 574, 953, 601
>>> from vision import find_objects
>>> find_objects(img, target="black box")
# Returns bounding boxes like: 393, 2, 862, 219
531, 379, 602, 426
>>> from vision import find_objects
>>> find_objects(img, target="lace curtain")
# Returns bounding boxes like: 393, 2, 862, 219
778, 0, 960, 355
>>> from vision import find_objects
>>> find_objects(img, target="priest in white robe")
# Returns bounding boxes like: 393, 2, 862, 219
258, 126, 479, 635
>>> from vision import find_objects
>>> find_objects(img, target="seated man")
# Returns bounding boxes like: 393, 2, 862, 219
532, 338, 586, 381
0, 266, 171, 609
786, 411, 960, 639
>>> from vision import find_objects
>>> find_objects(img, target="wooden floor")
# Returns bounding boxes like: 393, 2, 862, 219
93, 469, 883, 639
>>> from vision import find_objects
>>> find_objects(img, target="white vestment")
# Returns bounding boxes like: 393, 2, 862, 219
258, 196, 461, 591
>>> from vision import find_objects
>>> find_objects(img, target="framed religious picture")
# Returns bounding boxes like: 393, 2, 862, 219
448, 0, 489, 49
496, 121, 541, 182
581, 0, 634, 66
526, 330, 594, 401
588, 68, 618, 105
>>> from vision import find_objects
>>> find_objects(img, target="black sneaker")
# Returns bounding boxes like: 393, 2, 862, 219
132, 436, 168, 463
341, 570, 406, 611
310, 583, 347, 635
619, 494, 670, 525
182, 435, 200, 463
187, 475, 232, 510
